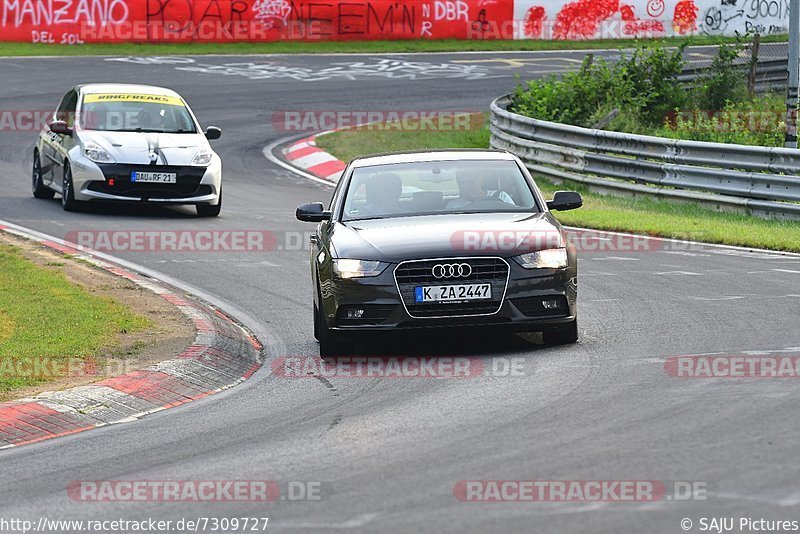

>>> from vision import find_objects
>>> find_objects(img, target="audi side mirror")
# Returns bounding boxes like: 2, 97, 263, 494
547, 191, 583, 211
296, 202, 332, 222
49, 120, 72, 136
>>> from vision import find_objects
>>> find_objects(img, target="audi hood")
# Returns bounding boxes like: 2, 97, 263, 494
77, 130, 211, 166
330, 212, 568, 262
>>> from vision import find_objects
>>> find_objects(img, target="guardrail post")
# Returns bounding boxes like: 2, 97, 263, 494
748, 34, 761, 98
786, 0, 800, 148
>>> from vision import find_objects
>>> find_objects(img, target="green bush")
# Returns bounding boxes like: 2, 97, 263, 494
609, 45, 687, 126
511, 55, 615, 127
509, 41, 775, 146
511, 43, 686, 128
695, 43, 748, 112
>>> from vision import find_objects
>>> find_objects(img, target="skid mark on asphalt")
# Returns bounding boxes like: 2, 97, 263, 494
314, 374, 340, 398
327, 414, 343, 431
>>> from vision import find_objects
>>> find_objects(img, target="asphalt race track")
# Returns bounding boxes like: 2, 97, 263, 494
1, 49, 800, 533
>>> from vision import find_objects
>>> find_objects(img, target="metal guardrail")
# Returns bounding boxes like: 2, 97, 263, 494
678, 59, 788, 95
490, 95, 800, 220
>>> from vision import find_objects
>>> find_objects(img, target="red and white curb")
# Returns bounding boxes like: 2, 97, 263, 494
0, 223, 263, 449
282, 133, 346, 183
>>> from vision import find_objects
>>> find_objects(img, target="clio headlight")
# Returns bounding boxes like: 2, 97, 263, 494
83, 142, 115, 164
191, 148, 214, 166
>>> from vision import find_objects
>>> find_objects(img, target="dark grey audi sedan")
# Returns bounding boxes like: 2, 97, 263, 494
296, 150, 582, 356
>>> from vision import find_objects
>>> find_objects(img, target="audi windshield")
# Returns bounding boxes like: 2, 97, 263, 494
341, 160, 539, 221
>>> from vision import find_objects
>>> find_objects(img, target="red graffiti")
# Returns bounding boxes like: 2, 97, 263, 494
624, 19, 665, 35
524, 6, 546, 38
620, 4, 635, 22
619, 3, 665, 36
673, 0, 698, 35
553, 0, 619, 40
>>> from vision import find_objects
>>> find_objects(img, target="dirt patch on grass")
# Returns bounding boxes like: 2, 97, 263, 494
0, 232, 195, 402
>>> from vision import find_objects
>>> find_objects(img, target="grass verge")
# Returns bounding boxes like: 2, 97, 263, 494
315, 117, 800, 253
0, 241, 150, 395
0, 35, 786, 57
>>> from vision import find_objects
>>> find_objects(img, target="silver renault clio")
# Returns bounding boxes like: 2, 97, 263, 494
33, 83, 223, 217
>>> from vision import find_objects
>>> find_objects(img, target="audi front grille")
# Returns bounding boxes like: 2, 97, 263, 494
393, 257, 510, 318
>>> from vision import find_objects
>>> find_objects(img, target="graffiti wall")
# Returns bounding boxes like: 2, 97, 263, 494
0, 0, 514, 43
513, 0, 790, 40
0, 0, 788, 43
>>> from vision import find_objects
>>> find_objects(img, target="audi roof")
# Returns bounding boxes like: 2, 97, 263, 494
348, 149, 515, 169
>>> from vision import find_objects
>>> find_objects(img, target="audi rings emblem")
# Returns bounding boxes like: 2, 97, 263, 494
432, 263, 472, 279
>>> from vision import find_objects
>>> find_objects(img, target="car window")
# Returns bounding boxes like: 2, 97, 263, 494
56, 90, 77, 125
79, 93, 197, 133
341, 159, 538, 221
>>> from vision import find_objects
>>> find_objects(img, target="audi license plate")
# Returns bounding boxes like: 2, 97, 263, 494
415, 284, 492, 303
131, 171, 177, 183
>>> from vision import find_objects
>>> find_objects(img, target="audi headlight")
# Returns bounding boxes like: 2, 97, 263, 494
514, 248, 568, 269
191, 148, 214, 166
333, 259, 387, 279
83, 142, 115, 164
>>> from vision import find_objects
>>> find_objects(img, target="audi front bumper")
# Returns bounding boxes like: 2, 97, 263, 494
318, 257, 577, 339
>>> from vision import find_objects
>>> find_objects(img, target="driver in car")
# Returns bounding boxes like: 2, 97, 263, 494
137, 107, 175, 131
356, 172, 403, 217
446, 168, 514, 210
